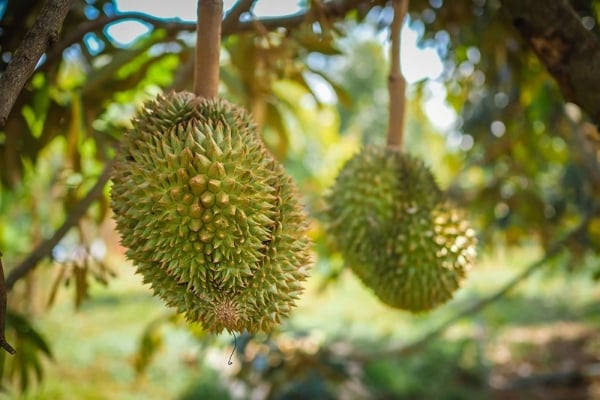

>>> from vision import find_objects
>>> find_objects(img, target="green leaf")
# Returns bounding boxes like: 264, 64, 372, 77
1, 311, 53, 391
7, 311, 52, 358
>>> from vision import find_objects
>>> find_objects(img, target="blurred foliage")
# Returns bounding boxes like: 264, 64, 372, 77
132, 311, 213, 376
362, 339, 487, 399
0, 310, 52, 393
1, 0, 600, 396
177, 367, 232, 400
405, 0, 600, 257
230, 331, 363, 399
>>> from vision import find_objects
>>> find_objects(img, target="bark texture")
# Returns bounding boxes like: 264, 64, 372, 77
501, 0, 600, 123
0, 0, 74, 127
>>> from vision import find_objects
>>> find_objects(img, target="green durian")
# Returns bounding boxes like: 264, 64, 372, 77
367, 203, 476, 311
324, 145, 476, 312
111, 91, 311, 333
325, 145, 443, 274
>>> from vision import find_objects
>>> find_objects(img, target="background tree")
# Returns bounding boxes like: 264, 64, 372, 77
0, 0, 599, 397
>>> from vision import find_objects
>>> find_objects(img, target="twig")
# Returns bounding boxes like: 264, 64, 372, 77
194, 0, 224, 98
0, 0, 74, 128
349, 211, 593, 362
222, 0, 256, 34
45, 0, 385, 68
225, 0, 387, 35
5, 160, 115, 290
0, 253, 16, 355
386, 0, 408, 150
43, 12, 196, 69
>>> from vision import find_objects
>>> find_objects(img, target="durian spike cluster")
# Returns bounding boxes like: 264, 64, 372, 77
111, 91, 311, 334
325, 145, 476, 312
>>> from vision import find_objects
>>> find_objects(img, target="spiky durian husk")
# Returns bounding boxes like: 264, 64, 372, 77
367, 203, 476, 311
324, 145, 476, 312
111, 91, 311, 333
325, 146, 443, 274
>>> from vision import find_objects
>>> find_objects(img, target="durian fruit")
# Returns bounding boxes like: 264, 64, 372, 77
111, 91, 311, 333
325, 146, 443, 277
367, 203, 476, 311
324, 145, 476, 312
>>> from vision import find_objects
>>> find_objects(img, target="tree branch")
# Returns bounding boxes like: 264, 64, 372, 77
222, 0, 256, 34
0, 0, 74, 128
5, 160, 114, 290
43, 12, 196, 68
0, 254, 16, 355
386, 0, 408, 150
14, 0, 386, 97
195, 0, 224, 98
348, 209, 595, 362
45, 0, 385, 67
226, 0, 387, 35
500, 0, 600, 123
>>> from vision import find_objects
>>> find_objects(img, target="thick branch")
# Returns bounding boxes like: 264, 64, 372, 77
386, 0, 408, 150
0, 0, 74, 128
6, 160, 114, 290
500, 0, 600, 123
194, 0, 223, 98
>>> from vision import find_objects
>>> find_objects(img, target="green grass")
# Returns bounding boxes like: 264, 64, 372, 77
3, 246, 599, 399
5, 267, 208, 400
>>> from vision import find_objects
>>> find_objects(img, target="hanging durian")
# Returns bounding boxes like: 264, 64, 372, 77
324, 145, 476, 312
111, 93, 311, 333
324, 146, 443, 276
112, 92, 309, 332
324, 0, 476, 312
110, 2, 311, 334
369, 203, 476, 311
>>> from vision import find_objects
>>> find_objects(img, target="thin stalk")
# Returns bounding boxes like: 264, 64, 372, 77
194, 0, 224, 98
0, 254, 16, 355
386, 0, 408, 150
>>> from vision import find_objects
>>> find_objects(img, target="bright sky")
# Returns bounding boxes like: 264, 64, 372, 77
109, 0, 454, 129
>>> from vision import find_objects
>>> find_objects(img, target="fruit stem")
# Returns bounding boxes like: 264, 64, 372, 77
194, 0, 223, 98
386, 0, 409, 150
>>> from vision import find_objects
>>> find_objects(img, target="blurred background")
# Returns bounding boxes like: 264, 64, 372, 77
0, 0, 599, 399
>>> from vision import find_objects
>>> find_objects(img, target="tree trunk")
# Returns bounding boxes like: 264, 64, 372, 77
500, 0, 600, 123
